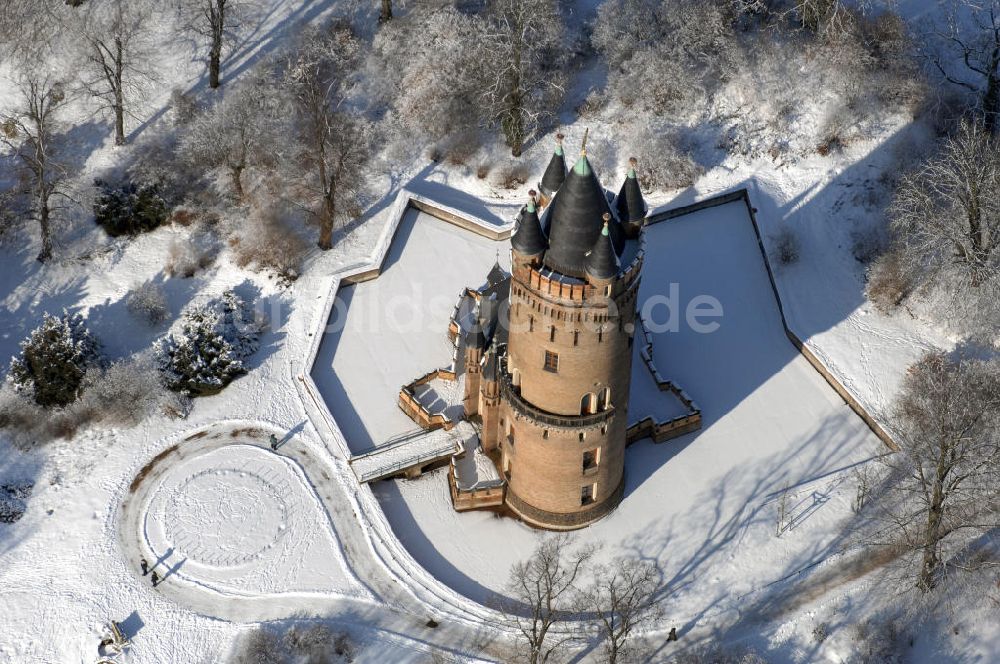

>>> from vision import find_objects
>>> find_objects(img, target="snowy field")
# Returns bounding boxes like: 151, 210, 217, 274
312, 208, 511, 454
373, 201, 885, 628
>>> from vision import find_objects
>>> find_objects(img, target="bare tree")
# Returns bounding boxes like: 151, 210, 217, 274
78, 0, 156, 145
0, 72, 72, 262
581, 560, 661, 664
368, 6, 485, 150
925, 1, 1000, 133
889, 120, 1000, 290
285, 23, 370, 250
872, 352, 1000, 592
179, 0, 244, 89
480, 0, 566, 157
498, 534, 593, 664
379, 0, 393, 24
181, 68, 280, 201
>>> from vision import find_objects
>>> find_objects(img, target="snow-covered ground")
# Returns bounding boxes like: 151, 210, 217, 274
312, 208, 510, 454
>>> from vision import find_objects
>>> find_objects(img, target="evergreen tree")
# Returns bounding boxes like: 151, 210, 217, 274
157, 289, 261, 397
93, 178, 170, 237
9, 311, 100, 407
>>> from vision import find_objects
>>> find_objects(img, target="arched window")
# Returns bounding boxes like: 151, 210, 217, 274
581, 392, 597, 415
512, 368, 521, 387
598, 387, 611, 410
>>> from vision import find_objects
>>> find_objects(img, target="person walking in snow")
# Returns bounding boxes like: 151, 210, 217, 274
269, 434, 279, 451
150, 571, 159, 587
140, 558, 148, 575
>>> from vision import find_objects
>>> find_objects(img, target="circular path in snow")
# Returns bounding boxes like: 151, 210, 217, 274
139, 439, 360, 598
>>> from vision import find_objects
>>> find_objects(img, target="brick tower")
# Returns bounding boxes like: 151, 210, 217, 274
489, 139, 647, 530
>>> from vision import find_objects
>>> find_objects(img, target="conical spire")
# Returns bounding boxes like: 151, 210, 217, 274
542, 146, 619, 278
539, 133, 566, 196
585, 214, 620, 281
511, 190, 547, 257
616, 157, 646, 225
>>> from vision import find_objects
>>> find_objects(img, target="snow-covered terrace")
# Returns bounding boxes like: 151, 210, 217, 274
311, 207, 510, 455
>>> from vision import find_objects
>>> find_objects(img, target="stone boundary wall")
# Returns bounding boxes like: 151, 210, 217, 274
626, 315, 703, 445
448, 465, 505, 511
647, 189, 899, 451
398, 368, 458, 431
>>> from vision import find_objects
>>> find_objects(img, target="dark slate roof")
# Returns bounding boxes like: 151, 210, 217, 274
616, 161, 646, 224
542, 155, 622, 278
539, 137, 566, 196
585, 219, 620, 280
486, 260, 507, 287
481, 347, 498, 382
511, 199, 547, 256
467, 314, 487, 349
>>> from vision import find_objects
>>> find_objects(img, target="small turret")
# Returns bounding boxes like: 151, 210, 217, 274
616, 157, 647, 233
539, 133, 567, 198
511, 190, 547, 261
585, 214, 620, 283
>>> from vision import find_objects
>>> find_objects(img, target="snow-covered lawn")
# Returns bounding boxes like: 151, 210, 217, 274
372, 200, 885, 629
312, 208, 510, 454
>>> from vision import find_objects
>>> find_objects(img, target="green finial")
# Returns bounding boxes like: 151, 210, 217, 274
573, 155, 591, 176
555, 132, 564, 156
628, 156, 637, 179
601, 223, 609, 236
527, 200, 536, 212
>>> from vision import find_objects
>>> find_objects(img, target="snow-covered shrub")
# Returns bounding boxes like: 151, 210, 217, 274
126, 281, 169, 325
93, 178, 170, 237
771, 226, 800, 266
668, 644, 771, 663
851, 226, 887, 265
228, 624, 353, 664
166, 235, 216, 278
231, 207, 308, 280
170, 88, 199, 126
8, 311, 100, 407
850, 616, 906, 664
626, 127, 701, 191
158, 290, 262, 397
0, 483, 31, 523
81, 356, 176, 427
865, 250, 911, 314
282, 625, 352, 662
491, 161, 530, 190
228, 627, 282, 664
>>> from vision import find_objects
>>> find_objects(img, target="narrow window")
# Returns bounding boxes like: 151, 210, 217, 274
542, 430, 549, 439
549, 325, 556, 342
604, 284, 611, 296
598, 387, 611, 411
543, 351, 559, 373
581, 483, 596, 506
573, 330, 579, 346
581, 392, 597, 415
583, 448, 599, 471
598, 326, 604, 343
529, 315, 534, 332
578, 431, 586, 442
